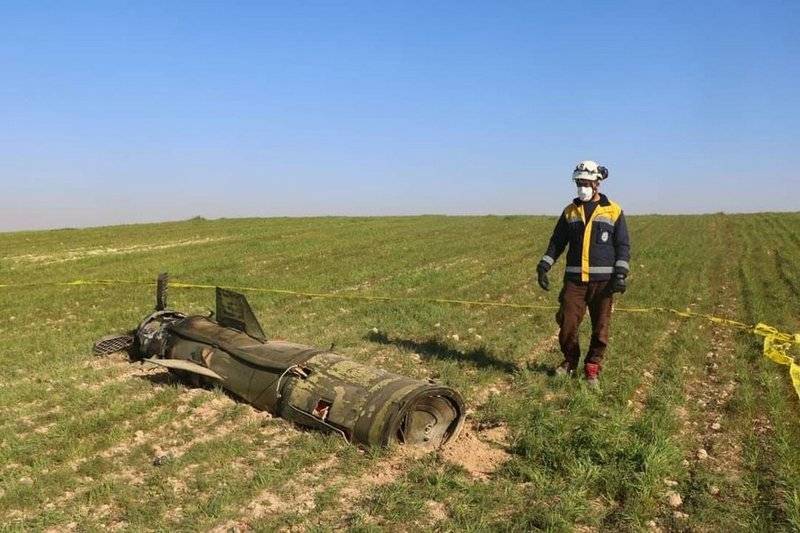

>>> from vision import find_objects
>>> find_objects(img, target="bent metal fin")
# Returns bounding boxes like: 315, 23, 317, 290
143, 358, 223, 380
215, 287, 267, 341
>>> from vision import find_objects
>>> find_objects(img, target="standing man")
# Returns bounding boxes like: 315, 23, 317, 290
536, 161, 631, 388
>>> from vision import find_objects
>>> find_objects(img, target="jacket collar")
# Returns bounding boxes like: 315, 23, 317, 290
573, 193, 611, 207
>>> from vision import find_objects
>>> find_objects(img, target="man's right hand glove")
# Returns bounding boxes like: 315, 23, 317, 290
536, 261, 550, 291
610, 273, 627, 294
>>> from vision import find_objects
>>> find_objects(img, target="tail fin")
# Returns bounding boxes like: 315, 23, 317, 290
215, 287, 267, 341
156, 272, 169, 310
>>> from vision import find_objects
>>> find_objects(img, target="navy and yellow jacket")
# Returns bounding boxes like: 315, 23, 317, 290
540, 194, 630, 282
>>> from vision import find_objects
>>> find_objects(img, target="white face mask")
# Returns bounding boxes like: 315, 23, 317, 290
577, 186, 594, 202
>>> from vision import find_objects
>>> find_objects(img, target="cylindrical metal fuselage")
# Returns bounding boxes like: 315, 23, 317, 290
136, 313, 465, 448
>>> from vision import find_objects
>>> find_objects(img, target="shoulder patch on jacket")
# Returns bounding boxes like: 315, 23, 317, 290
594, 201, 622, 224
564, 203, 583, 223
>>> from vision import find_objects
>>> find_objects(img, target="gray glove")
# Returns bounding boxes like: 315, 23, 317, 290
536, 261, 550, 291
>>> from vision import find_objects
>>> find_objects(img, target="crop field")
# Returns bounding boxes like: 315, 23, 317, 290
1, 213, 800, 532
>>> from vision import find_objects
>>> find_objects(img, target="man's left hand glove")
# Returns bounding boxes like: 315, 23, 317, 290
610, 273, 627, 294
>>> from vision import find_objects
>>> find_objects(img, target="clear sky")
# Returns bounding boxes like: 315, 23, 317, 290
1, 1, 798, 231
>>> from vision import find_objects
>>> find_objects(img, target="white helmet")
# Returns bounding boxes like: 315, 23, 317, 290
572, 160, 608, 182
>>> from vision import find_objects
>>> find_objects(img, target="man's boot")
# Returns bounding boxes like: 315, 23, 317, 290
584, 362, 601, 388
554, 360, 576, 377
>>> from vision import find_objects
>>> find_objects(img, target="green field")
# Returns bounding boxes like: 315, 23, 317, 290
1, 213, 800, 532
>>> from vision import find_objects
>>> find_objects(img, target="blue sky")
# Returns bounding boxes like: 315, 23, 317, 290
1, 1, 798, 231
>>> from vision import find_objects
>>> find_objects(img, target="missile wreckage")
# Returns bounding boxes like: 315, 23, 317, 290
94, 274, 465, 448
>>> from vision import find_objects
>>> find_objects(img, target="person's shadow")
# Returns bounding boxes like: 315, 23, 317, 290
365, 331, 518, 374
525, 361, 556, 377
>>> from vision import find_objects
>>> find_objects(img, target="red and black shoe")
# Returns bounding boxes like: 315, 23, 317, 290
584, 362, 601, 388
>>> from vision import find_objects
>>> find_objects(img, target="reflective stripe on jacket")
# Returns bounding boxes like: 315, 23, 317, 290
540, 194, 631, 282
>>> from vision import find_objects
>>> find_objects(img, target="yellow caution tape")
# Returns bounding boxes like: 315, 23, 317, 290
2, 278, 799, 400
170, 281, 564, 310
753, 324, 800, 400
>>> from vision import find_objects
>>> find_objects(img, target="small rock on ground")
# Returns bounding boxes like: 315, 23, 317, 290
666, 491, 683, 508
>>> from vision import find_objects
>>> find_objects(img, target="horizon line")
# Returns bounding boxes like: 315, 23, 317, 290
2, 209, 799, 235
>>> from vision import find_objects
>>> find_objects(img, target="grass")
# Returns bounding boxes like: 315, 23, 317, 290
1, 213, 799, 531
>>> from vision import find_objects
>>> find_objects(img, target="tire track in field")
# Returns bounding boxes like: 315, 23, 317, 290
628, 321, 679, 418
763, 213, 800, 255
728, 216, 800, 528
675, 308, 745, 516
773, 249, 800, 300
665, 216, 759, 529
760, 215, 800, 302
592, 216, 728, 530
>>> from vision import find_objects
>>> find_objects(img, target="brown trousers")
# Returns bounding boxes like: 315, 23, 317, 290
556, 280, 614, 368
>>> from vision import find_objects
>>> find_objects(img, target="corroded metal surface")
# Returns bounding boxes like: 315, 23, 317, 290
98, 276, 465, 448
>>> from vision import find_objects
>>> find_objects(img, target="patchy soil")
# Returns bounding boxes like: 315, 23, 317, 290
211, 455, 343, 531
524, 331, 560, 367
654, 282, 747, 528
424, 499, 448, 521
686, 322, 744, 476
5, 237, 230, 265
80, 356, 166, 391
439, 420, 510, 480
354, 446, 431, 488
